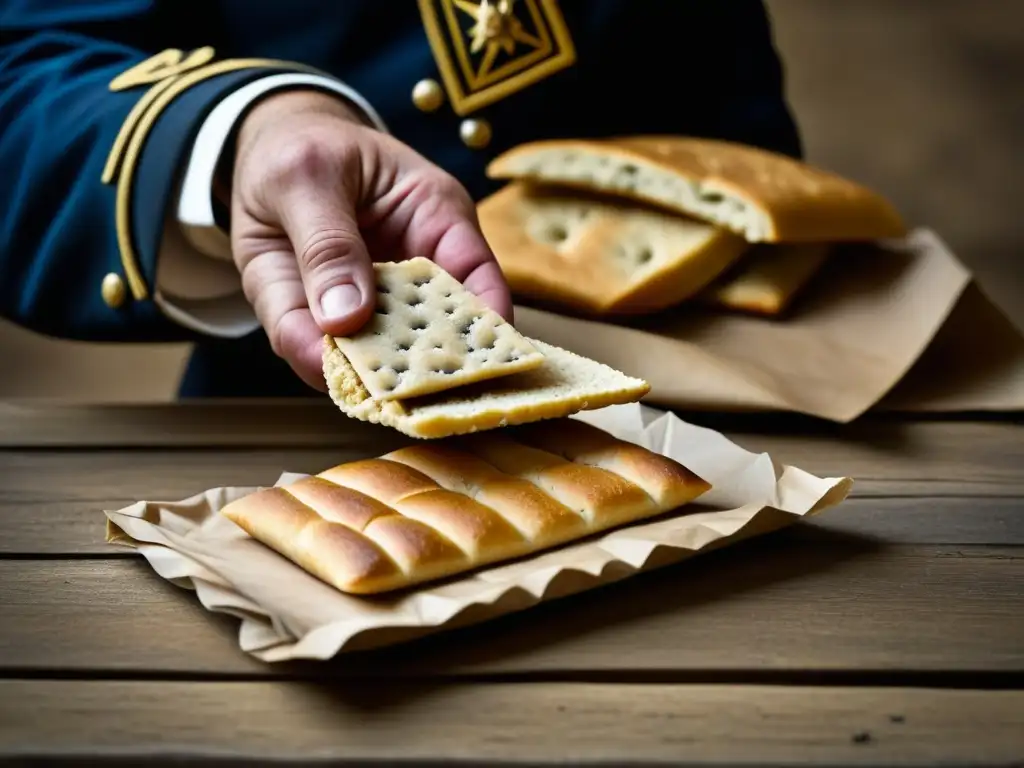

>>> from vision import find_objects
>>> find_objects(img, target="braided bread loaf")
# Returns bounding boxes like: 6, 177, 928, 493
221, 418, 711, 594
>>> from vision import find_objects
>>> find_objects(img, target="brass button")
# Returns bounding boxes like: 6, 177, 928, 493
101, 272, 127, 309
460, 118, 492, 149
412, 78, 445, 112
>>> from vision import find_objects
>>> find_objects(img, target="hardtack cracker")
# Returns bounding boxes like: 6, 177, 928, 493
333, 258, 544, 401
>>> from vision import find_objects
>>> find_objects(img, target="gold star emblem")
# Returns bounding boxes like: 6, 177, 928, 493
417, 0, 576, 115
453, 0, 544, 77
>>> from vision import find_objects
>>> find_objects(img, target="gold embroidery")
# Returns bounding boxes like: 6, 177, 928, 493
102, 48, 217, 185
101, 76, 178, 184
108, 47, 216, 92
417, 0, 575, 116
102, 53, 326, 301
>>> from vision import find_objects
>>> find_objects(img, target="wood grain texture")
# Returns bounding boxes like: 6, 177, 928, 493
2, 538, 1021, 677
3, 496, 1022, 555
2, 680, 1021, 766
1, 417, 1023, 504
0, 400, 388, 448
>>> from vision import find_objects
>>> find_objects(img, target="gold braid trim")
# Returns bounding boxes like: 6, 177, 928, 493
102, 49, 325, 300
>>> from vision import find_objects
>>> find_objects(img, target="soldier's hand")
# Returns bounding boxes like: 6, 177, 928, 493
228, 89, 511, 391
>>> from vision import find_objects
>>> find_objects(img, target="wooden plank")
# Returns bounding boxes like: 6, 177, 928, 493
807, 496, 1024, 545
3, 495, 1022, 555
0, 400, 394, 448
0, 449, 362, 504
2, 680, 1021, 766
0, 400, 380, 448
1, 538, 1021, 677
2, 416, 1023, 510
0, 500, 136, 555
1, 399, 1022, 461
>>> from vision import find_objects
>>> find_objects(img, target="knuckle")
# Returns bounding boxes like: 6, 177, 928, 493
263, 135, 338, 189
298, 229, 363, 272
429, 171, 469, 202
406, 171, 473, 222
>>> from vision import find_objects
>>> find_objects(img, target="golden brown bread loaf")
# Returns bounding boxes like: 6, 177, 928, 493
699, 242, 834, 316
486, 136, 907, 244
477, 181, 751, 316
221, 418, 712, 594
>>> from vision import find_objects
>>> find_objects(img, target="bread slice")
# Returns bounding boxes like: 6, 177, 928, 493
333, 258, 544, 401
477, 182, 751, 316
220, 418, 712, 594
700, 242, 833, 316
323, 334, 650, 440
486, 136, 907, 244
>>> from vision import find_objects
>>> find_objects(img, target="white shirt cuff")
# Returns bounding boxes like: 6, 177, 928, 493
155, 72, 388, 337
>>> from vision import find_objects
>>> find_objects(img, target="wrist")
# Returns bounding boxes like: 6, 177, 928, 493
221, 88, 370, 210
238, 88, 369, 148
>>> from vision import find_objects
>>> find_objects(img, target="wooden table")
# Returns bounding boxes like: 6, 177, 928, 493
1, 400, 1022, 767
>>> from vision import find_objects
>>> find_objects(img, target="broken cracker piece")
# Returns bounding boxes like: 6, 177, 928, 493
333, 258, 544, 401
323, 334, 650, 440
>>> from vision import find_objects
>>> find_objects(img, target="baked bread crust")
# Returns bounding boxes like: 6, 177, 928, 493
486, 137, 907, 244
700, 243, 834, 316
221, 419, 712, 594
323, 335, 650, 440
478, 182, 751, 316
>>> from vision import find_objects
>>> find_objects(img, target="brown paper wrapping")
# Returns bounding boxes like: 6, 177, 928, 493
511, 228, 1024, 422
104, 404, 852, 662
878, 280, 1024, 412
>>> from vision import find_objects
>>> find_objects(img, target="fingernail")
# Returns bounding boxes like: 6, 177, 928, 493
320, 284, 362, 320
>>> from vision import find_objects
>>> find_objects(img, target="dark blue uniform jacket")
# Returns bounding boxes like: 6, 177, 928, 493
0, 0, 801, 397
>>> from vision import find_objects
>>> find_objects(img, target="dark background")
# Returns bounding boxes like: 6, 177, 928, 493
2, 0, 1020, 400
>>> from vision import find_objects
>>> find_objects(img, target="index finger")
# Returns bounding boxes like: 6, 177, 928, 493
430, 219, 513, 322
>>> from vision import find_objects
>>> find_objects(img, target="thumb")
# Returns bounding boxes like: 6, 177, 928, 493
280, 186, 377, 338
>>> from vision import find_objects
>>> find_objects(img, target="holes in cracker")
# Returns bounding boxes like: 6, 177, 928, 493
544, 223, 569, 243
469, 323, 497, 352
611, 163, 640, 191
410, 317, 428, 332
375, 367, 400, 391
433, 359, 461, 375
636, 246, 654, 265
